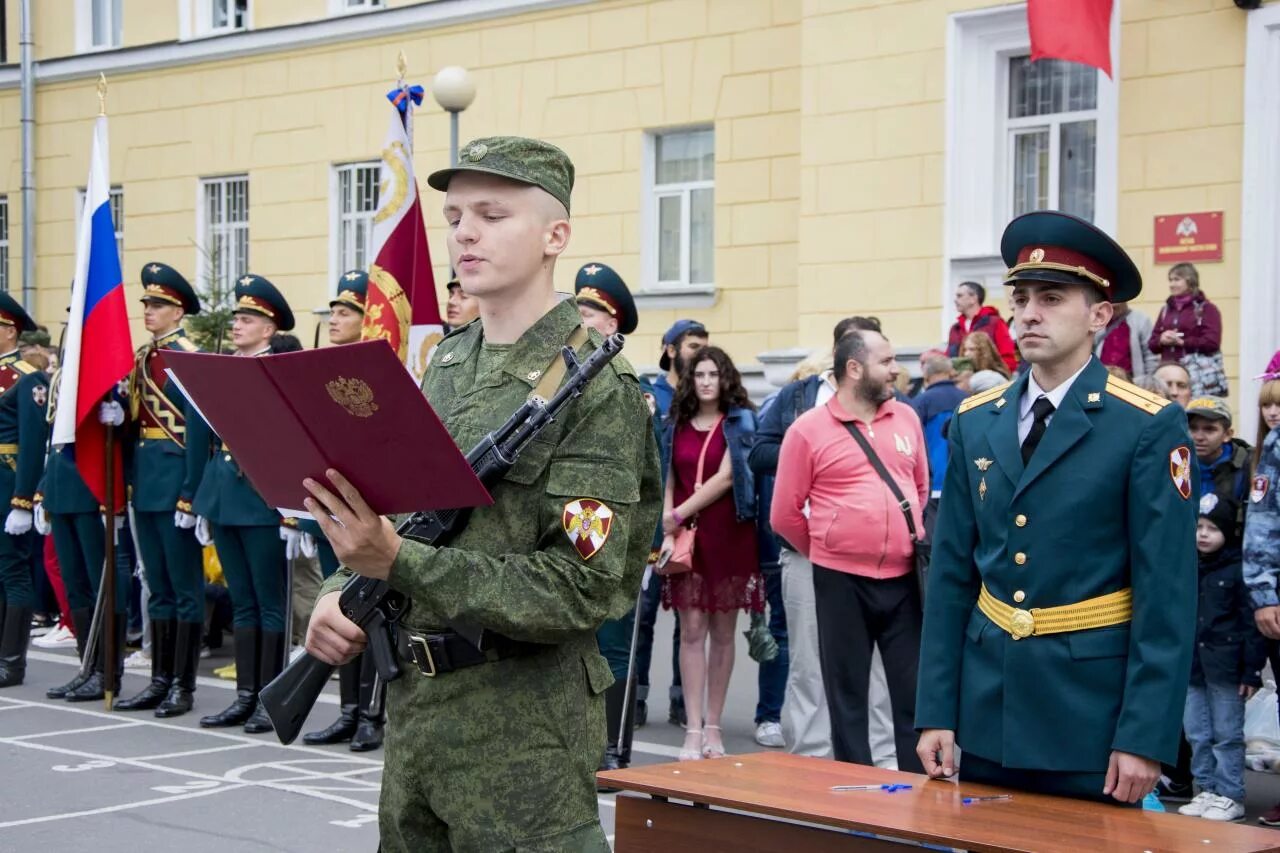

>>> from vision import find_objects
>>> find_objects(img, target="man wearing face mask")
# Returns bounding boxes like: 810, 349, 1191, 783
195, 274, 297, 734
915, 211, 1198, 806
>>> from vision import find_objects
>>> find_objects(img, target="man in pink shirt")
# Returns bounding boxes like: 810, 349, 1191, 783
771, 329, 929, 770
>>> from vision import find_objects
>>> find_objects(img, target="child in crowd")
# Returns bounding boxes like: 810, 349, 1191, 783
1180, 493, 1267, 822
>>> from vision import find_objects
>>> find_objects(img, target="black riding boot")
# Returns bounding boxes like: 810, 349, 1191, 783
156, 621, 202, 718
303, 657, 361, 744
66, 615, 125, 701
0, 605, 33, 687
243, 631, 284, 733
47, 607, 92, 699
349, 651, 385, 752
200, 627, 260, 727
115, 619, 175, 711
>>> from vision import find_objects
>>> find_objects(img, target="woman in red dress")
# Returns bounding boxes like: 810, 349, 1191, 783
660, 346, 764, 760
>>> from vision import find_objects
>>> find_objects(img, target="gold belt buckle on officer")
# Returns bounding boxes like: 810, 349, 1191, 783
978, 584, 1133, 640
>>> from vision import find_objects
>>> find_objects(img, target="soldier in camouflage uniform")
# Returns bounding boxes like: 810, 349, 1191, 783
1245, 426, 1280, 634
303, 136, 662, 852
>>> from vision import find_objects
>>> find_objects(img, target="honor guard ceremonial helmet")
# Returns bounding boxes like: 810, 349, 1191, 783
575, 262, 638, 335
1000, 210, 1142, 303
140, 262, 201, 314
0, 291, 37, 333
233, 274, 295, 331
330, 270, 368, 314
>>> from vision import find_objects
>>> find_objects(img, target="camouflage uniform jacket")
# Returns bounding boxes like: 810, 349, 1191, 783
321, 298, 662, 653
1245, 427, 1280, 610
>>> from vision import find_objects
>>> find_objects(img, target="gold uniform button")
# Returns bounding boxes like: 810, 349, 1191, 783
1013, 590, 1026, 603
1014, 552, 1027, 566
1015, 514, 1027, 528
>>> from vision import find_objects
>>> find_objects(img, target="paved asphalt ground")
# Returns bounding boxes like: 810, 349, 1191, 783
4, 606, 1280, 851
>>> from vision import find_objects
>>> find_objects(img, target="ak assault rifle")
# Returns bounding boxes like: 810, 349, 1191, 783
259, 332, 626, 745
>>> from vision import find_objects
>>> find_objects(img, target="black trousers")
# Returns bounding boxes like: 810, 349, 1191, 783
962, 752, 1138, 808
813, 566, 923, 771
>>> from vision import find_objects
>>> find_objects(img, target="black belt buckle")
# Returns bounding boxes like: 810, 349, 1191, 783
407, 634, 438, 677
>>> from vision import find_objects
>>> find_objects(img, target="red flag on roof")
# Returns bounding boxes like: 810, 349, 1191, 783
1028, 0, 1114, 78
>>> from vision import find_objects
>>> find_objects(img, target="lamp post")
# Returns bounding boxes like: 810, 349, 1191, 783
431, 66, 476, 166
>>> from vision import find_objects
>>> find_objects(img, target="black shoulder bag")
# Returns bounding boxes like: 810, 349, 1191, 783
841, 422, 931, 604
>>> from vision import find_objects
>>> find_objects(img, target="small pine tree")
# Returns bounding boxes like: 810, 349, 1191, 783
185, 241, 236, 353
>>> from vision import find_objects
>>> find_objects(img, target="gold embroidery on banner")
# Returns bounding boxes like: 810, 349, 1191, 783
327, 377, 379, 418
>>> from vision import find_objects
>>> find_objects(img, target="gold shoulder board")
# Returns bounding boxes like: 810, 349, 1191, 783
957, 382, 1011, 415
13, 361, 37, 375
175, 337, 199, 352
1105, 377, 1169, 416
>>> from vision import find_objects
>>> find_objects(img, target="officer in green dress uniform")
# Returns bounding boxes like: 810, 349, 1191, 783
0, 293, 48, 688
38, 370, 130, 701
299, 270, 385, 752
114, 263, 212, 717
574, 260, 646, 779
915, 211, 1199, 805
303, 136, 662, 851
195, 274, 295, 733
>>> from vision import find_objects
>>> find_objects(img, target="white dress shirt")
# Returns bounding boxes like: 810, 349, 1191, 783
1017, 359, 1091, 445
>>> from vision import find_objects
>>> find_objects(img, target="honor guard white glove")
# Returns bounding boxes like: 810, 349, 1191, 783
33, 502, 51, 536
300, 532, 318, 559
5, 508, 33, 536
99, 400, 125, 427
195, 516, 213, 547
174, 510, 198, 530
280, 525, 302, 561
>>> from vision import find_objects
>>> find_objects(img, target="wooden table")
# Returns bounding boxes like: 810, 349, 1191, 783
598, 752, 1280, 852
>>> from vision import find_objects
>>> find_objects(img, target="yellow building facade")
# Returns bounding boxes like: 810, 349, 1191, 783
0, 0, 1277, 432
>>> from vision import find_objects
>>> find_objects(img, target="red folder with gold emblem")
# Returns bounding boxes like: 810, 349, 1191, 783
162, 341, 492, 515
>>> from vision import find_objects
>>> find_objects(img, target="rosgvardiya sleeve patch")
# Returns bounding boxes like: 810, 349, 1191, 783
563, 498, 613, 560
1254, 475, 1271, 504
1170, 446, 1193, 500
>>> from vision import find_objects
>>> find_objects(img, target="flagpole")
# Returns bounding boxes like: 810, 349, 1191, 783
97, 73, 117, 711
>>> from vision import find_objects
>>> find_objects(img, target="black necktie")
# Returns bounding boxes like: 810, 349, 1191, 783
1021, 396, 1056, 465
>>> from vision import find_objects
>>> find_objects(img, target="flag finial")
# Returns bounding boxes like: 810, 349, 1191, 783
97, 73, 107, 116
396, 51, 407, 83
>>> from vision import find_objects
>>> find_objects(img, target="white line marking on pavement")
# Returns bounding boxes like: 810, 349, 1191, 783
631, 739, 681, 758
7, 721, 145, 740
133, 743, 260, 761
0, 782, 247, 829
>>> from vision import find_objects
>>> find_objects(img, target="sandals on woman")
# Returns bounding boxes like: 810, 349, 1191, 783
679, 727, 704, 761
702, 724, 725, 759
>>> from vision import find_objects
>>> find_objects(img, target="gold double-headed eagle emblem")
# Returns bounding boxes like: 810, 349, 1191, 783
326, 376, 378, 418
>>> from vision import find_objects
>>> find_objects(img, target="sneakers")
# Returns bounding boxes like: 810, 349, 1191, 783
1201, 795, 1245, 822
1178, 791, 1218, 817
754, 721, 785, 748
123, 650, 151, 670
32, 622, 77, 649
1258, 800, 1280, 826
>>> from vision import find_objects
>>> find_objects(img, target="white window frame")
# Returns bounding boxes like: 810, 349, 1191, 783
328, 0, 383, 15
75, 0, 123, 52
943, 3, 1118, 338
640, 126, 715, 296
179, 0, 251, 40
0, 197, 8, 296
329, 161, 380, 296
195, 175, 250, 295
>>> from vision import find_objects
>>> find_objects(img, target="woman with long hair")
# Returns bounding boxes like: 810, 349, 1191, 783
660, 346, 764, 761
960, 331, 1011, 380
1254, 378, 1280, 474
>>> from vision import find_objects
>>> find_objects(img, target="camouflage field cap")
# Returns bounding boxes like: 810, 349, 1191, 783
427, 136, 575, 213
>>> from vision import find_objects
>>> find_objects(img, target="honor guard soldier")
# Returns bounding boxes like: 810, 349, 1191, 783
114, 263, 212, 717
299, 270, 385, 752
195, 274, 295, 733
0, 293, 48, 688
915, 211, 1199, 805
303, 136, 662, 851
574, 261, 645, 780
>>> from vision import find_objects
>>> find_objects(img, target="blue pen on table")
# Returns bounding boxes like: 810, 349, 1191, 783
830, 784, 913, 792
962, 794, 1013, 805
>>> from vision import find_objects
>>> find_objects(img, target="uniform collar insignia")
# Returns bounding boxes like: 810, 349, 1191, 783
154, 328, 185, 347
995, 398, 1007, 408
974, 457, 993, 472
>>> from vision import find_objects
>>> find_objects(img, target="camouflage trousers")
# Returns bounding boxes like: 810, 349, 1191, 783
379, 638, 613, 852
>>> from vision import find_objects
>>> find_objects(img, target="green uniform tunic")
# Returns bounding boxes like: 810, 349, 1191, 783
0, 352, 47, 608
321, 300, 662, 852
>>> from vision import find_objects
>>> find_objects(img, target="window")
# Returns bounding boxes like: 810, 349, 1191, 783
0, 197, 8, 295
331, 0, 383, 12
200, 176, 249, 294
1006, 57, 1098, 222
648, 129, 714, 288
334, 163, 380, 278
90, 0, 122, 48
108, 187, 123, 259
209, 0, 247, 32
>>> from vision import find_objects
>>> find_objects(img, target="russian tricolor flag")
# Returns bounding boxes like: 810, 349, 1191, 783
51, 114, 132, 509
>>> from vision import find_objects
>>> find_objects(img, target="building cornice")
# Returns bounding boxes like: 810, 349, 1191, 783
0, 0, 596, 88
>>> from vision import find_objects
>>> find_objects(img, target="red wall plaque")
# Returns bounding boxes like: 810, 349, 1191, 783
1154, 211, 1223, 263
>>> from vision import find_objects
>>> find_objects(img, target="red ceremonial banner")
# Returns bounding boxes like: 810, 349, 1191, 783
1154, 212, 1224, 264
